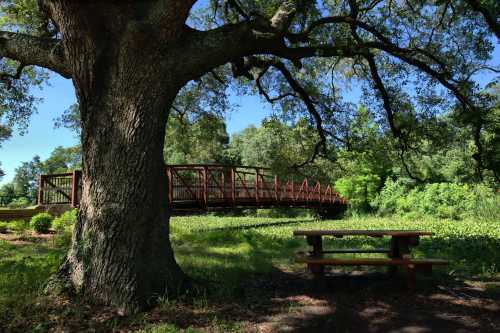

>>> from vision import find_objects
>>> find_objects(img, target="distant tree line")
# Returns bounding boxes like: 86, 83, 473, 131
1, 90, 498, 213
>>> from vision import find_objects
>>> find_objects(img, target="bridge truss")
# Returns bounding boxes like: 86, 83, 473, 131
37, 165, 347, 214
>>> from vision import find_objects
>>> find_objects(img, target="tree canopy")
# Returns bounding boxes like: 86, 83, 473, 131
1, 0, 498, 181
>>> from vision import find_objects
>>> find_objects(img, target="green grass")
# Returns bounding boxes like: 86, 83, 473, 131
0, 215, 499, 332
171, 215, 500, 288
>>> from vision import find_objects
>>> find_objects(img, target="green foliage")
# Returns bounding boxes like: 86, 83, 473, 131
373, 180, 500, 220
335, 174, 381, 213
0, 222, 8, 233
52, 209, 77, 233
30, 213, 52, 233
227, 118, 329, 181
164, 114, 230, 165
254, 208, 310, 218
0, 183, 16, 206
171, 215, 500, 288
8, 219, 29, 233
0, 240, 66, 332
7, 197, 30, 208
1, 146, 82, 206
471, 188, 500, 221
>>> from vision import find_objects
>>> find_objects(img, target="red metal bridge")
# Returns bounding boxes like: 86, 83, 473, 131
37, 165, 347, 216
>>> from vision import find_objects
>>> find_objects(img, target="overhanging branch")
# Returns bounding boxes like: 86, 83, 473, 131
0, 31, 71, 78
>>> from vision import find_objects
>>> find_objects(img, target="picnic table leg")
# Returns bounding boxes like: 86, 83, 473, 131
307, 235, 323, 258
406, 264, 416, 291
389, 236, 413, 259
390, 236, 422, 289
388, 236, 417, 276
388, 237, 403, 275
306, 235, 325, 281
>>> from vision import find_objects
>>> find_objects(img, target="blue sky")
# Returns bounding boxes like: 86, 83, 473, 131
0, 75, 276, 184
0, 46, 498, 185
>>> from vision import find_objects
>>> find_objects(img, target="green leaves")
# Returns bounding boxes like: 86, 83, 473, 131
0, 0, 45, 35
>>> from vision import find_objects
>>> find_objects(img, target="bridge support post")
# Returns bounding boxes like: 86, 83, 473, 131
255, 168, 260, 206
166, 167, 173, 209
38, 175, 45, 205
231, 167, 236, 207
274, 175, 279, 202
71, 170, 82, 207
203, 166, 208, 210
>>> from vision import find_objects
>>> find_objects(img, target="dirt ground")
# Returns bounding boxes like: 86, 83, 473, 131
246, 268, 500, 333
29, 267, 498, 333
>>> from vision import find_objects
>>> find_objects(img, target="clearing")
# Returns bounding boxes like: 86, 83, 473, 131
1, 215, 499, 332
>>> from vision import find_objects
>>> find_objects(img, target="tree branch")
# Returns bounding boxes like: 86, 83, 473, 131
0, 31, 71, 78
0, 61, 25, 89
464, 0, 500, 39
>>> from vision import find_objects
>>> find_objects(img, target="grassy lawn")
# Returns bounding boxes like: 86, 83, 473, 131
173, 215, 499, 284
0, 215, 499, 332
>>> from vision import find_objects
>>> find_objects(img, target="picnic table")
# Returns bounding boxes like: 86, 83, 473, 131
293, 229, 448, 289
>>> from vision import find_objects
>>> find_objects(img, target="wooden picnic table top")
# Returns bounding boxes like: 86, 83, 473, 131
293, 230, 434, 237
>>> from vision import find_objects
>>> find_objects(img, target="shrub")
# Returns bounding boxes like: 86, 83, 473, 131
471, 186, 500, 221
371, 179, 408, 215
9, 219, 30, 233
373, 181, 499, 220
0, 222, 8, 233
335, 174, 381, 213
52, 209, 77, 232
30, 213, 53, 233
7, 197, 30, 209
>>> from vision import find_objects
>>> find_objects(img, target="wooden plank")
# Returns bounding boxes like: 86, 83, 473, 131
296, 257, 449, 266
293, 230, 434, 237
38, 175, 44, 205
297, 248, 390, 255
71, 170, 81, 207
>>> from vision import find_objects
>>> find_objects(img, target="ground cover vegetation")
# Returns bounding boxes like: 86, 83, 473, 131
0, 0, 498, 319
0, 214, 498, 332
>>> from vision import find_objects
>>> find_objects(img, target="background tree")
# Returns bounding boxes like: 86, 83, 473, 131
0, 145, 82, 206
0, 0, 497, 314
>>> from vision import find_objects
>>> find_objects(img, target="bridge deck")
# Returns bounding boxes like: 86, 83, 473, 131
37, 165, 347, 212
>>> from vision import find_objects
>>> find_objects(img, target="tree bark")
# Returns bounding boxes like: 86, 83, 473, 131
45, 2, 191, 314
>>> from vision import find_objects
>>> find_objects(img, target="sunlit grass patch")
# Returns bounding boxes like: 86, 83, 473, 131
171, 215, 500, 282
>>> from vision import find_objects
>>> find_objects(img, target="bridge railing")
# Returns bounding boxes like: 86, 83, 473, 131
38, 165, 346, 209
38, 170, 81, 207
166, 164, 345, 209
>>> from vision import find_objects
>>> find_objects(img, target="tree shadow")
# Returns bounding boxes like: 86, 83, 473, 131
200, 219, 316, 232
20, 227, 498, 332
167, 229, 500, 332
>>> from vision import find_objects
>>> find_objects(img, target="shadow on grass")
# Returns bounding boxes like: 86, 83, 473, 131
200, 219, 316, 232
168, 228, 500, 332
1, 225, 499, 332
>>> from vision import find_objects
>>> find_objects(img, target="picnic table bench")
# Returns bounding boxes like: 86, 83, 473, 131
293, 230, 449, 289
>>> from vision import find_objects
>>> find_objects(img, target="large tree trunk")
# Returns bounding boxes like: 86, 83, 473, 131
47, 3, 191, 314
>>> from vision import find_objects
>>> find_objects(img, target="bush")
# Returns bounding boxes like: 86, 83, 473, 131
373, 181, 499, 220
9, 219, 30, 233
7, 197, 30, 209
471, 186, 500, 221
52, 209, 77, 232
0, 222, 8, 233
30, 213, 53, 233
335, 174, 381, 213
